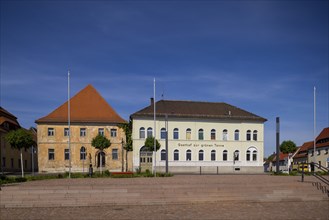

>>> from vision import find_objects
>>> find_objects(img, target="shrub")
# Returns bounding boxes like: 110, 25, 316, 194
15, 177, 27, 182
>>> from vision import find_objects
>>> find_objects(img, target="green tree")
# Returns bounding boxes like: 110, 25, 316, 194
91, 134, 111, 174
144, 136, 161, 152
5, 129, 35, 177
280, 140, 297, 154
119, 120, 133, 171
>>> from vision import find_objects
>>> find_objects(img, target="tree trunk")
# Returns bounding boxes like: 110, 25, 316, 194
126, 150, 128, 172
20, 149, 24, 178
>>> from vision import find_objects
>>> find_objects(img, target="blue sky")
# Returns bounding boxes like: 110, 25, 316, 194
1, 0, 328, 156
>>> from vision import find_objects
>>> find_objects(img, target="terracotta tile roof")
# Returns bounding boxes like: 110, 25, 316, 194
131, 100, 267, 122
0, 107, 20, 128
316, 127, 329, 141
272, 152, 289, 162
36, 84, 126, 124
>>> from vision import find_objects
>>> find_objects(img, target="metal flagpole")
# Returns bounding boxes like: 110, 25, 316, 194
313, 86, 316, 163
153, 78, 156, 176
68, 70, 71, 178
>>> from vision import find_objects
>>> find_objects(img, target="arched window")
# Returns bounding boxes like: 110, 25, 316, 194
160, 128, 166, 139
234, 130, 239, 141
223, 150, 228, 161
147, 127, 153, 138
246, 130, 251, 141
234, 150, 239, 161
161, 149, 166, 161
174, 149, 179, 161
80, 146, 86, 160
198, 129, 204, 140
199, 150, 204, 161
246, 150, 251, 161
139, 127, 145, 139
223, 129, 228, 141
173, 128, 179, 140
186, 128, 191, 140
211, 129, 216, 140
253, 150, 257, 161
186, 149, 192, 161
211, 150, 216, 161
253, 130, 258, 141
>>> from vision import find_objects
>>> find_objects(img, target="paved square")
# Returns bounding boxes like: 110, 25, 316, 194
1, 175, 328, 219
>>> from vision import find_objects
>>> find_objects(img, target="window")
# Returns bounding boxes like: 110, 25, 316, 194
80, 146, 86, 160
161, 149, 166, 161
325, 149, 328, 155
160, 128, 166, 139
173, 128, 179, 140
11, 158, 14, 168
64, 149, 70, 160
64, 128, 70, 136
253, 130, 258, 141
139, 127, 145, 139
198, 129, 204, 140
252, 151, 257, 161
2, 157, 5, 167
211, 129, 216, 140
48, 128, 54, 136
234, 130, 239, 141
18, 159, 21, 168
317, 150, 320, 155
199, 150, 204, 161
174, 149, 179, 161
246, 150, 251, 161
111, 129, 117, 137
98, 128, 104, 136
186, 128, 191, 140
80, 128, 86, 137
147, 127, 153, 138
311, 150, 314, 156
234, 150, 239, 161
223, 129, 228, 141
211, 150, 216, 161
223, 150, 228, 161
186, 149, 192, 161
246, 130, 251, 141
48, 149, 55, 160
24, 160, 27, 169
112, 149, 118, 160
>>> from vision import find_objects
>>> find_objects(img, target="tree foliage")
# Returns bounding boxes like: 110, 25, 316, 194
91, 134, 111, 151
144, 137, 161, 151
5, 128, 35, 150
280, 140, 297, 154
119, 120, 133, 151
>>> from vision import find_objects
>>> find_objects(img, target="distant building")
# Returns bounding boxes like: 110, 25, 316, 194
35, 85, 130, 173
0, 107, 37, 174
292, 141, 313, 171
131, 99, 267, 174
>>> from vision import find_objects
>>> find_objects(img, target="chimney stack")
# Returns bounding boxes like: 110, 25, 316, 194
150, 97, 154, 105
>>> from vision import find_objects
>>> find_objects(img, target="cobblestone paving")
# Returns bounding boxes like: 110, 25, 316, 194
1, 175, 328, 220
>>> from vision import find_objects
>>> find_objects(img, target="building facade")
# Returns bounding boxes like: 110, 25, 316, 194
131, 100, 267, 174
307, 127, 329, 170
35, 85, 130, 173
0, 107, 38, 174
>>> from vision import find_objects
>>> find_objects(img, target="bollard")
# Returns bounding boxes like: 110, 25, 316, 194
89, 164, 93, 177
301, 163, 304, 182
200, 166, 201, 175
217, 166, 218, 175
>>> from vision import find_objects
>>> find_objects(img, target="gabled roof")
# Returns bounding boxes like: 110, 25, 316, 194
316, 127, 329, 142
0, 106, 20, 129
131, 100, 267, 122
36, 84, 126, 124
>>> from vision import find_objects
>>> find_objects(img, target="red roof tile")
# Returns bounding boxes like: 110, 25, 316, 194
36, 84, 126, 124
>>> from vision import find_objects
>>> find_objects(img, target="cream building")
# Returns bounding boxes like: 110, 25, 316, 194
131, 100, 267, 174
307, 127, 329, 170
35, 85, 130, 173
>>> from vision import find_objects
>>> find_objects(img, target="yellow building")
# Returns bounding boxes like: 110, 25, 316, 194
0, 107, 37, 174
35, 84, 130, 173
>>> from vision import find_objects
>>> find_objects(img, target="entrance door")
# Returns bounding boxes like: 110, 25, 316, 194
140, 146, 153, 172
97, 152, 106, 167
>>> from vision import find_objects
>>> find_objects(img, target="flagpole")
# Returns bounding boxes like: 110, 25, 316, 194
153, 78, 156, 177
313, 86, 316, 163
68, 70, 71, 178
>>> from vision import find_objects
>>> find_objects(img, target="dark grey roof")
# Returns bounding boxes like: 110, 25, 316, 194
131, 100, 267, 122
